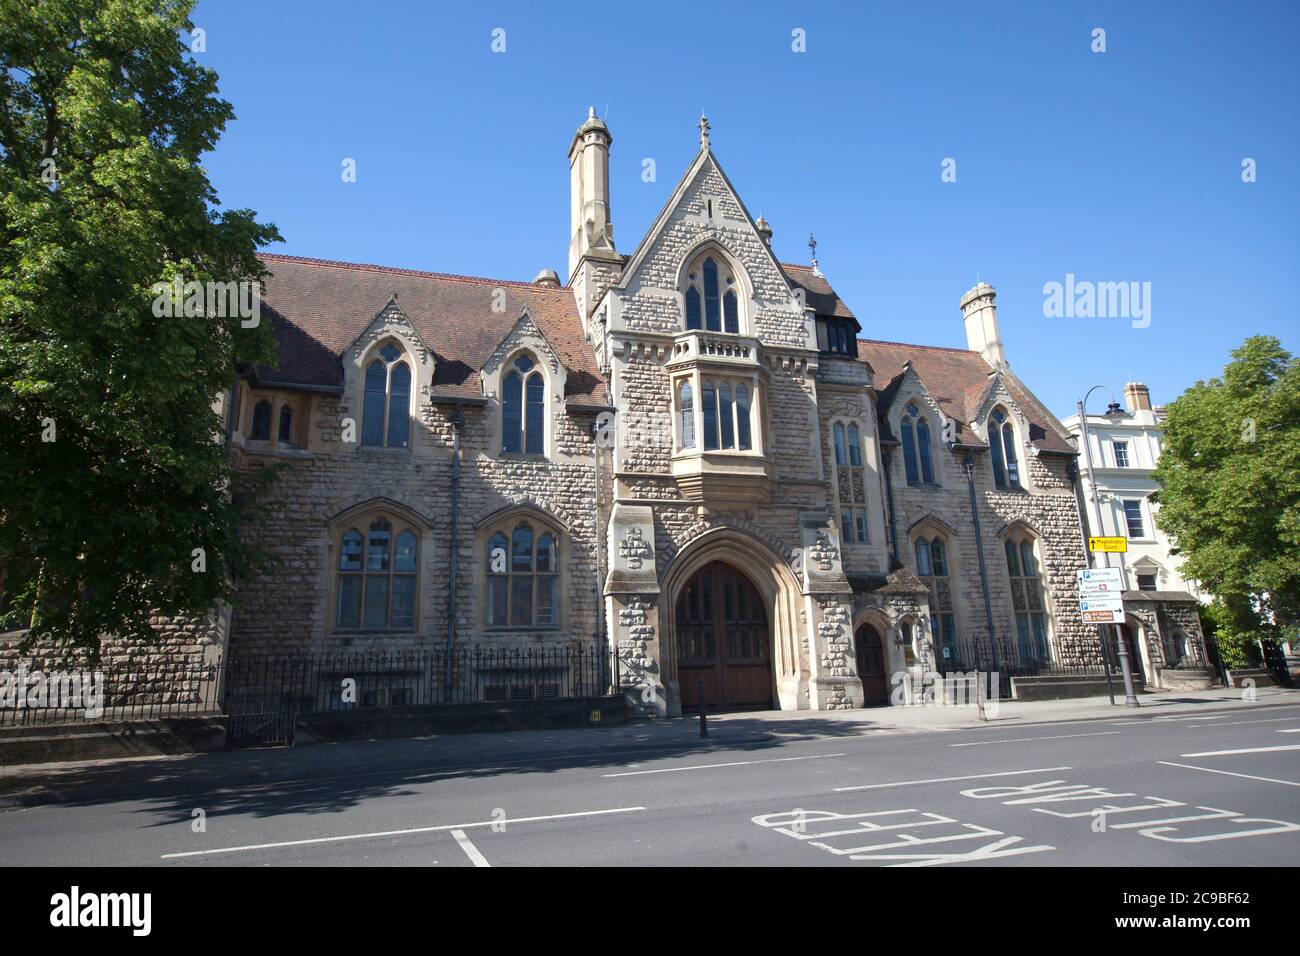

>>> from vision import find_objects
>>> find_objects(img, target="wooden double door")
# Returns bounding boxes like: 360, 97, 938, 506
676, 561, 773, 711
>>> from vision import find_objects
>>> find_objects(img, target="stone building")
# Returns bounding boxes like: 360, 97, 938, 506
219, 109, 1212, 714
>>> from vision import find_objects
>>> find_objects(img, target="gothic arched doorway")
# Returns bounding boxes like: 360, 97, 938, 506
675, 561, 774, 711
854, 623, 889, 705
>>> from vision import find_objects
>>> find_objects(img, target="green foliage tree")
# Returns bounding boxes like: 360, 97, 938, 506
1153, 336, 1300, 665
0, 0, 281, 660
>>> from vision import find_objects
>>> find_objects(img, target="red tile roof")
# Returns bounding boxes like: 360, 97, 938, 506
252, 254, 607, 405
780, 263, 857, 321
857, 338, 1074, 453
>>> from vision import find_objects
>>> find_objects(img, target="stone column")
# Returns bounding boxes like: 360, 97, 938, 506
604, 504, 665, 715
795, 511, 864, 710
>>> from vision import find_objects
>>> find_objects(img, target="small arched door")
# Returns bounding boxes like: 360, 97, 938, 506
855, 623, 889, 705
676, 561, 773, 711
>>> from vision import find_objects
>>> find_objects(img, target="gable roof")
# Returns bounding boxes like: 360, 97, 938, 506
250, 254, 607, 405
857, 338, 1074, 453
780, 263, 857, 323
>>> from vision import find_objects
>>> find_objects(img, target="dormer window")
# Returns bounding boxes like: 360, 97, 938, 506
988, 407, 1020, 489
900, 402, 935, 486
250, 399, 272, 441
684, 254, 740, 333
362, 341, 411, 448
818, 318, 857, 356
502, 354, 545, 455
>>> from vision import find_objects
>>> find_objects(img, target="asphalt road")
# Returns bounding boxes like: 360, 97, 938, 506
2, 703, 1298, 867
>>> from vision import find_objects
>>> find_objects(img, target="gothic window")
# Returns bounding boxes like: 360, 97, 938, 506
502, 354, 546, 455
900, 402, 935, 485
915, 535, 958, 664
1162, 629, 1189, 668
250, 400, 272, 441
683, 253, 740, 333
485, 519, 559, 628
1005, 535, 1050, 663
361, 341, 412, 449
988, 407, 1020, 489
335, 515, 419, 630
831, 422, 869, 543
677, 375, 755, 452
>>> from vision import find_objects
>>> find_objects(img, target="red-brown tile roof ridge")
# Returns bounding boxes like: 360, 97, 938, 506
257, 252, 573, 292
857, 336, 980, 357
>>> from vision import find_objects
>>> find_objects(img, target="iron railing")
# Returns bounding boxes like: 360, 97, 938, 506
0, 645, 623, 728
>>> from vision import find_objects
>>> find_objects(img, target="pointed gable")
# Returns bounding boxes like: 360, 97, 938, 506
252, 254, 607, 405
858, 337, 1074, 453
611, 149, 809, 348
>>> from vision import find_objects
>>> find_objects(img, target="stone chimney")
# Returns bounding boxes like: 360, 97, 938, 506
960, 281, 1007, 368
567, 107, 617, 282
1123, 382, 1152, 412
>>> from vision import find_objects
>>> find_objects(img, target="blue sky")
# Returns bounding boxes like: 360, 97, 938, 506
193, 0, 1298, 417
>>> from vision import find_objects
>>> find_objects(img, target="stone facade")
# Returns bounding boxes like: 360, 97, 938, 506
11, 111, 1203, 718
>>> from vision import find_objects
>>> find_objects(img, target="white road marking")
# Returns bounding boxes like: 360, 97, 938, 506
1158, 761, 1300, 788
160, 806, 647, 859
602, 752, 846, 777
833, 766, 1074, 792
1279, 728, 1300, 733
450, 828, 490, 867
949, 731, 1121, 748
1180, 744, 1300, 757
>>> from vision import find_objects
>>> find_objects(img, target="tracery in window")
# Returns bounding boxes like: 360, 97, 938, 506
900, 402, 935, 486
335, 516, 419, 630
683, 253, 740, 333
486, 519, 559, 627
361, 341, 412, 449
831, 422, 869, 543
502, 354, 546, 455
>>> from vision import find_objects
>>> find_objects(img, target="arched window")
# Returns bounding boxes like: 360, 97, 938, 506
250, 400, 272, 441
501, 354, 546, 455
485, 519, 559, 627
1005, 534, 1050, 663
831, 421, 869, 543
915, 534, 958, 664
682, 253, 741, 333
900, 402, 935, 486
361, 341, 412, 449
335, 516, 419, 630
988, 407, 1020, 489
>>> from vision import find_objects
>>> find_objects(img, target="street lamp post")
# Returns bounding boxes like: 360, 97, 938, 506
1076, 386, 1140, 708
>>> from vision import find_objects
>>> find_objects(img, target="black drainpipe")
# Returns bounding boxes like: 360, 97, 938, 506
881, 445, 900, 563
963, 449, 1000, 674
445, 409, 463, 689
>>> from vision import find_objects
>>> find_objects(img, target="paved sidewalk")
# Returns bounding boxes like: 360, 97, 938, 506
2, 685, 1296, 810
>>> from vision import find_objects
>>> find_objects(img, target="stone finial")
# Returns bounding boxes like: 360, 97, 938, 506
755, 216, 773, 246
698, 113, 710, 149
532, 268, 561, 288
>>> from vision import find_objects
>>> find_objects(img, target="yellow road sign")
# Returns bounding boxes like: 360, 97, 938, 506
1089, 536, 1128, 553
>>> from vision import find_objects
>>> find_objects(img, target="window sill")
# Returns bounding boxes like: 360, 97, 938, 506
332, 628, 419, 636
484, 626, 563, 634
496, 452, 549, 462
357, 445, 411, 454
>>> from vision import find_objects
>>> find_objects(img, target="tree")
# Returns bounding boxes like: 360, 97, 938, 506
1152, 336, 1300, 663
0, 0, 281, 660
